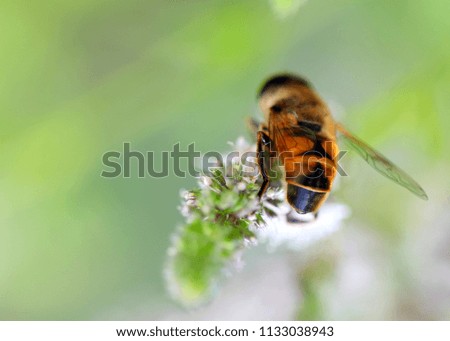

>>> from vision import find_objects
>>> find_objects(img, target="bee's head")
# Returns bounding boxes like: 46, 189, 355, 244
258, 74, 313, 115
258, 74, 311, 97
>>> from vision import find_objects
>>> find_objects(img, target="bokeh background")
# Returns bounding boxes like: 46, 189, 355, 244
1, 0, 449, 320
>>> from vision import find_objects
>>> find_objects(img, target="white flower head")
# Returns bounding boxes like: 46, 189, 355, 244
169, 136, 351, 307
227, 136, 253, 153
257, 202, 351, 252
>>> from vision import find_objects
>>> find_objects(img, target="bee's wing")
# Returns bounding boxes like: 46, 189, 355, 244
246, 117, 261, 134
269, 107, 317, 155
336, 123, 428, 200
246, 117, 263, 143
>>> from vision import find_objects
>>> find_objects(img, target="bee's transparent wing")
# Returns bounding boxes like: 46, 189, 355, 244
336, 123, 428, 200
246, 117, 261, 133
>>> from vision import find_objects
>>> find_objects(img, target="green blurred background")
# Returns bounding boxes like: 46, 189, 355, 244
1, 0, 449, 320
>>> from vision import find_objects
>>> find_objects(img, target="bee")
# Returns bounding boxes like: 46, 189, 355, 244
254, 74, 428, 215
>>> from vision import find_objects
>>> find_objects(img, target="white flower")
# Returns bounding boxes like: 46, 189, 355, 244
227, 136, 253, 153
200, 175, 213, 188
257, 202, 351, 252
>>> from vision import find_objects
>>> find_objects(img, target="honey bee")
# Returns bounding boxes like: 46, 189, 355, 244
254, 74, 428, 215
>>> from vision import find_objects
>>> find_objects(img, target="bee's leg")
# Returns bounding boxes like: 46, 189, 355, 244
314, 211, 319, 219
257, 130, 273, 199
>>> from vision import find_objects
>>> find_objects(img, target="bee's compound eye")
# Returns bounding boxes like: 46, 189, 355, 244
271, 105, 282, 113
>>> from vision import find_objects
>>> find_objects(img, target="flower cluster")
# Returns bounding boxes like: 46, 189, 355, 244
165, 138, 349, 307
